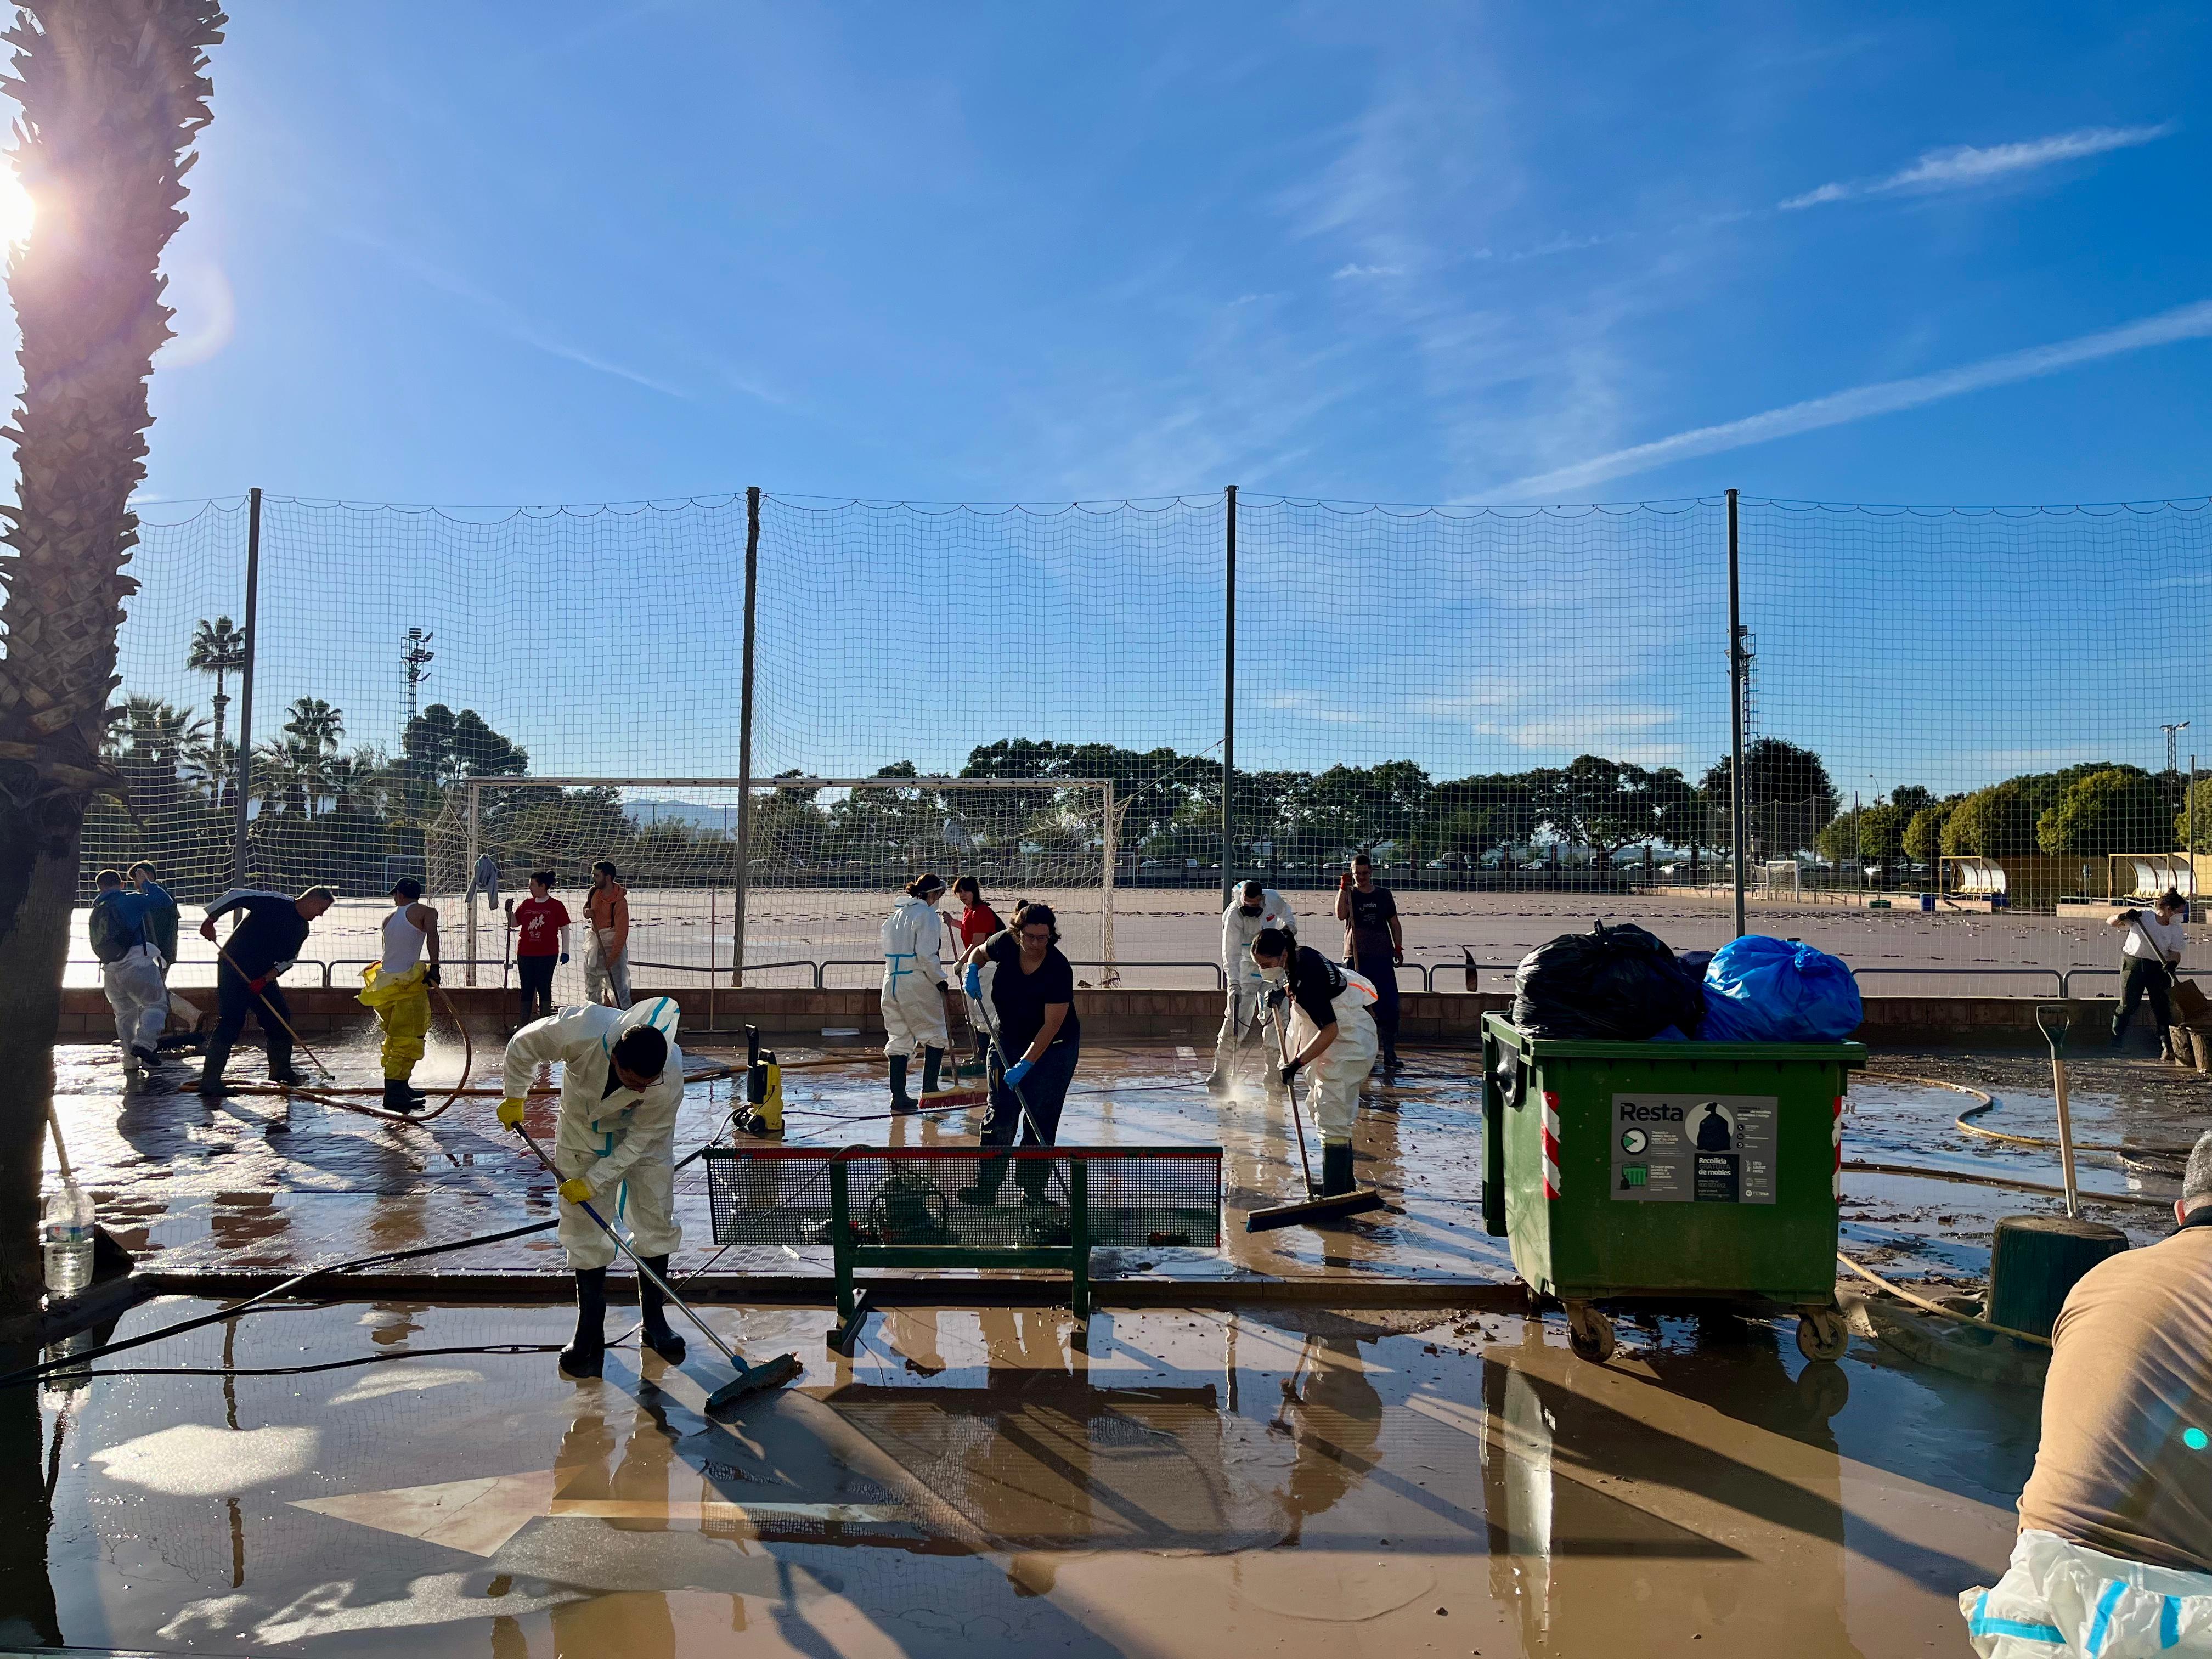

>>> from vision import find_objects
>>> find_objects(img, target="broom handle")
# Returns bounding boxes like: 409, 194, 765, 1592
510, 1121, 742, 1367
1268, 1003, 1317, 1193
211, 936, 334, 1077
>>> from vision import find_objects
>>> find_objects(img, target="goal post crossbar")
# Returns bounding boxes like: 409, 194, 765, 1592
458, 775, 1123, 988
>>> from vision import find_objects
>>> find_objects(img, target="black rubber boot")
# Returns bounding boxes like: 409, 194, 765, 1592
637, 1255, 686, 1362
268, 1058, 306, 1087
890, 1054, 917, 1114
1321, 1143, 1355, 1196
382, 1077, 422, 1114
921, 1046, 944, 1098
195, 1040, 232, 1096
561, 1267, 607, 1379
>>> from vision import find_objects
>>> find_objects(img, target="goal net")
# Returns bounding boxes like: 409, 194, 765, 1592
425, 776, 1122, 993
1750, 859, 1802, 901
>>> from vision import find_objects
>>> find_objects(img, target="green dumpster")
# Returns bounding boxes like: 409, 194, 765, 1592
1481, 1011, 1867, 1363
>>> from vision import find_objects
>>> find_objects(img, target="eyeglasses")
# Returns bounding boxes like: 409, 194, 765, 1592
1020, 929, 1052, 943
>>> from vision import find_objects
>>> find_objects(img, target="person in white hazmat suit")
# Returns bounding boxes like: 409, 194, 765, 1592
88, 869, 167, 1075
880, 873, 951, 1114
1209, 879, 1296, 1093
1250, 926, 1377, 1196
497, 996, 686, 1379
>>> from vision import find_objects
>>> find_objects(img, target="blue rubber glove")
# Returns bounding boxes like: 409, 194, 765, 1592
1003, 1058, 1034, 1089
964, 963, 982, 999
558, 952, 569, 964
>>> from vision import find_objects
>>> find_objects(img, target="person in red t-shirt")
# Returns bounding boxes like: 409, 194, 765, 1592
951, 877, 1003, 1071
507, 870, 573, 1025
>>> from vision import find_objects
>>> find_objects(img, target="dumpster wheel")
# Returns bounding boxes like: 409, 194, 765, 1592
1565, 1301, 1616, 1364
1796, 1307, 1849, 1364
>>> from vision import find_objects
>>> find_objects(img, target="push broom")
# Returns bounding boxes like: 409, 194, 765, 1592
1244, 1005, 1385, 1232
506, 1120, 802, 1413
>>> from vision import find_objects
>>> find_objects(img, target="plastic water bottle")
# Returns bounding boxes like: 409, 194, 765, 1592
42, 1182, 94, 1301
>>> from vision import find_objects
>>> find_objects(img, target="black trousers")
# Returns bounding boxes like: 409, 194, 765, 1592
517, 954, 557, 1022
977, 1036, 1079, 1197
2114, 956, 2175, 1040
213, 964, 292, 1071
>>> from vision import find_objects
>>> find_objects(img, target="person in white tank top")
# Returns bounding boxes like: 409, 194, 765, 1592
358, 878, 442, 1111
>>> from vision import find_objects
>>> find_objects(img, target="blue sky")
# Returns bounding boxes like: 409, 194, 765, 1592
71, 4, 2212, 805
114, 1, 2212, 508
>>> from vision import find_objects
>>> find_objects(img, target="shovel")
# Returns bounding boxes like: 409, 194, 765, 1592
2035, 1005, 2079, 1219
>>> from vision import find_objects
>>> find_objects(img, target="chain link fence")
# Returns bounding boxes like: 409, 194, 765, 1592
78, 487, 2212, 995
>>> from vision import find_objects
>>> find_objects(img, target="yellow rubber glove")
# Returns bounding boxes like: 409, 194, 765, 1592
558, 1177, 594, 1205
496, 1098, 526, 1127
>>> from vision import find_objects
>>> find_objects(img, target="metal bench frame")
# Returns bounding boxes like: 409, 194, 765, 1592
702, 1142, 1223, 1355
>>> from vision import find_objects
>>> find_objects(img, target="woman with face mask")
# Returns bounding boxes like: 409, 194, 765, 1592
1249, 925, 1378, 1197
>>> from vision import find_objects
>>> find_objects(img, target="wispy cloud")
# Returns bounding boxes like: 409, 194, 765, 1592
323, 223, 691, 400
1780, 123, 2175, 210
1331, 263, 1404, 280
1496, 296, 2212, 499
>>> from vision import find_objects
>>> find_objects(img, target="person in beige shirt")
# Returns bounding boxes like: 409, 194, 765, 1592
2014, 1130, 2212, 1574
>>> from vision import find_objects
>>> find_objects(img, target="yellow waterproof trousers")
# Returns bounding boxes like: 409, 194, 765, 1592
358, 962, 431, 1081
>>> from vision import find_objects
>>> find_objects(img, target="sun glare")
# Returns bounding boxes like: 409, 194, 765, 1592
0, 167, 34, 246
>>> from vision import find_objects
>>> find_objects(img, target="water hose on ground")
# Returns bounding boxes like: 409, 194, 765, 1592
1835, 1251, 2052, 1349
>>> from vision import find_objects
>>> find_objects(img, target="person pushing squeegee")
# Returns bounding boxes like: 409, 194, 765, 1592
496, 996, 799, 1408
1245, 926, 1386, 1230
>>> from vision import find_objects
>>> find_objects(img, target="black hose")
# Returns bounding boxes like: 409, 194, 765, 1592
0, 1217, 558, 1390
42, 1341, 569, 1383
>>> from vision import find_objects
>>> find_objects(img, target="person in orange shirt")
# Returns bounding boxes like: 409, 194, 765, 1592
583, 859, 631, 1009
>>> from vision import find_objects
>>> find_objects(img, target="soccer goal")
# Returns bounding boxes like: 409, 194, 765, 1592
1750, 860, 1801, 902
426, 775, 1126, 992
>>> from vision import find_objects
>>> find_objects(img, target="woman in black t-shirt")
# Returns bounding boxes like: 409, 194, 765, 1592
956, 899, 1081, 1203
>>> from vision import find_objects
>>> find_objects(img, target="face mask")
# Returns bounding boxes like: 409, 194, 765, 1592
1260, 963, 1287, 984
1239, 904, 1261, 917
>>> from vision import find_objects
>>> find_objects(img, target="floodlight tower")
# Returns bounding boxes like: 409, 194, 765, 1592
402, 628, 436, 724
2164, 721, 2190, 780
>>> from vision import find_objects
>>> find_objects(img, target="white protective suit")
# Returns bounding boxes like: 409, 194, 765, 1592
103, 944, 169, 1059
502, 997, 685, 1271
1213, 888, 1297, 1077
1279, 955, 1379, 1147
1963, 1530, 2212, 1657
880, 894, 950, 1058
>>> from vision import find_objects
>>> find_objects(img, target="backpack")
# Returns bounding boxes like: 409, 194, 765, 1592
87, 893, 141, 964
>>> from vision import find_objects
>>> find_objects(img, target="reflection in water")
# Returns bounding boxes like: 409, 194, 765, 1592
549, 1403, 677, 1656
1274, 1334, 1384, 1543
1480, 1322, 1860, 1656
0, 1348, 60, 1647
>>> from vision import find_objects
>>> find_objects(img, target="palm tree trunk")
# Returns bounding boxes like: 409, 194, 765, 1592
0, 1, 226, 1317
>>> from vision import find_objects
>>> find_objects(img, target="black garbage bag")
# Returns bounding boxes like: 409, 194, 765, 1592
1511, 922, 1707, 1040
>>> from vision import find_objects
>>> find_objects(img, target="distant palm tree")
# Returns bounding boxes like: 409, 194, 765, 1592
185, 614, 246, 801
0, 0, 229, 1326
281, 696, 343, 757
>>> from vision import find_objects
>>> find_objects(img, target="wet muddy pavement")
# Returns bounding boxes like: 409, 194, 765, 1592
19, 1033, 2208, 1651
19, 1294, 2029, 1656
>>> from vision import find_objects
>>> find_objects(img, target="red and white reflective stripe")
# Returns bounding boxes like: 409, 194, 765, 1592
1541, 1090, 1563, 1200
1831, 1093, 1844, 1200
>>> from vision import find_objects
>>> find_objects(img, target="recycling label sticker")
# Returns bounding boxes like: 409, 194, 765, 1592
1609, 1092, 1778, 1204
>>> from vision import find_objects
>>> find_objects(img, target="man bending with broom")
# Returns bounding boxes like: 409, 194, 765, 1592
497, 998, 687, 1379
1250, 926, 1378, 1199
196, 885, 336, 1096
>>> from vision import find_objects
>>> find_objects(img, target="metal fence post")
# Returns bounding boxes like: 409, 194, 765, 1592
1728, 488, 1747, 938
464, 780, 480, 986
231, 486, 261, 887
733, 486, 760, 988
1222, 484, 1237, 910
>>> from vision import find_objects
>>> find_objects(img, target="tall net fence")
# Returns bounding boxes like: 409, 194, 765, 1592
76, 488, 2212, 996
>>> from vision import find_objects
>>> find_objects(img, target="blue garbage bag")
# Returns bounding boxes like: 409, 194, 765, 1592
1700, 935, 1863, 1042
